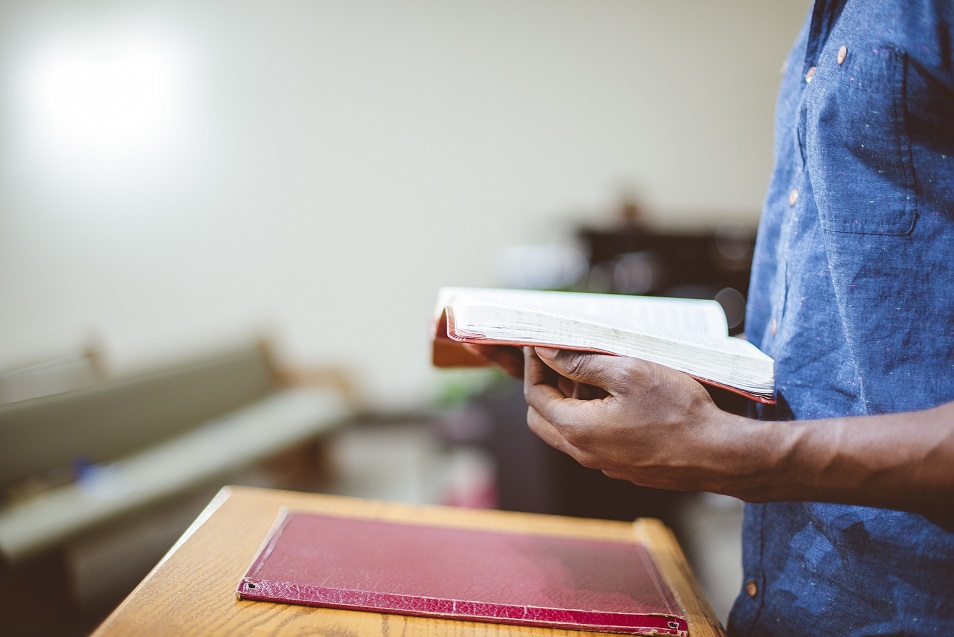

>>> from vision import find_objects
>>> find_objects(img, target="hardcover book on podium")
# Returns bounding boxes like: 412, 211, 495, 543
237, 510, 689, 636
432, 286, 775, 404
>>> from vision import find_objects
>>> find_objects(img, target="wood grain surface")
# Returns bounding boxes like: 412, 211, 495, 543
92, 486, 725, 636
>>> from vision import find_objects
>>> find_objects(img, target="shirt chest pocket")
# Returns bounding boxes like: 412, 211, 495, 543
805, 46, 918, 236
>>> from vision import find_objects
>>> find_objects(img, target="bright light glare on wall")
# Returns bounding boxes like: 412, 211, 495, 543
33, 40, 180, 157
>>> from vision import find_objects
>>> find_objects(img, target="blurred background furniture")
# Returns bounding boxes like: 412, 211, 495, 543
0, 339, 354, 636
0, 337, 107, 405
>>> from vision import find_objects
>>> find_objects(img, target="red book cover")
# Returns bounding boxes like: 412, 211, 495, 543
237, 510, 688, 636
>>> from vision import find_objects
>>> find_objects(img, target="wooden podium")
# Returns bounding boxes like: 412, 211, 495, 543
93, 486, 726, 636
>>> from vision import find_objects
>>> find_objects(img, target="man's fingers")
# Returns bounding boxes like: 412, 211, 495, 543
573, 382, 608, 400
528, 405, 603, 470
524, 349, 619, 472
526, 405, 579, 458
534, 348, 628, 394
524, 347, 563, 393
557, 376, 576, 399
524, 349, 592, 433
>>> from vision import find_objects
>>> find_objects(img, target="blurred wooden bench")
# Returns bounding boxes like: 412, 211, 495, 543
0, 336, 106, 405
0, 339, 353, 566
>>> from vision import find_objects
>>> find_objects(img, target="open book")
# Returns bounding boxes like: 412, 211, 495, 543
433, 287, 775, 404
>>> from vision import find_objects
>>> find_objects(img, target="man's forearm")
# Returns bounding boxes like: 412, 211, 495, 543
726, 401, 954, 517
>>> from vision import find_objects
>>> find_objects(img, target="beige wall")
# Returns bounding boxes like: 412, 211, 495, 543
0, 1, 810, 408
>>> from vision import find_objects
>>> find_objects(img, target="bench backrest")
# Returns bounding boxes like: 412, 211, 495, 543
0, 342, 279, 491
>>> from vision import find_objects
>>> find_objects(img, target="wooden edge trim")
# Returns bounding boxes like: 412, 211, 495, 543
632, 518, 727, 637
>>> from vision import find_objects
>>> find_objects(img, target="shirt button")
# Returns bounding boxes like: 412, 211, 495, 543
805, 66, 816, 83
771, 319, 778, 336
788, 188, 798, 206
837, 45, 848, 65
746, 580, 759, 598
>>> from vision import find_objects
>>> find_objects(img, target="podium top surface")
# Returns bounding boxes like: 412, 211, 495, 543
93, 485, 726, 637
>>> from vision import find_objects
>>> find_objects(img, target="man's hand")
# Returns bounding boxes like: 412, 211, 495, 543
523, 347, 764, 495
522, 346, 954, 518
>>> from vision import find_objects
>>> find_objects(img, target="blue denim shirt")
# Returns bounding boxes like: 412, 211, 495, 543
728, 1, 954, 634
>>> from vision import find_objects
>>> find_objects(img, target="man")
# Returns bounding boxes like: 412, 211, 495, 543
471, 1, 954, 634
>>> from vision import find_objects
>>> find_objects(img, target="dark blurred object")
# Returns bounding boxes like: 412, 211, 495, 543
578, 212, 755, 335
577, 205, 757, 412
